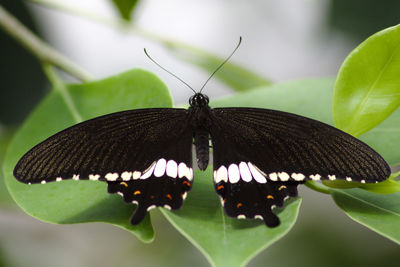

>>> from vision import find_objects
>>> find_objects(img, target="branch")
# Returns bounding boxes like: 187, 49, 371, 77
0, 5, 93, 82
29, 0, 207, 53
42, 64, 83, 123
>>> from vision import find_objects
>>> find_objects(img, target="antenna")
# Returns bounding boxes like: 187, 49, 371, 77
144, 48, 196, 94
199, 36, 242, 93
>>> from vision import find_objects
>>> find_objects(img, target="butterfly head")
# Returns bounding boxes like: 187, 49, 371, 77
189, 93, 209, 108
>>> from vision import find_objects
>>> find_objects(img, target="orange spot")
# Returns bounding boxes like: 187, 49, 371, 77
217, 185, 224, 190
278, 185, 287, 191
134, 190, 141, 195
267, 195, 274, 199
166, 194, 173, 200
236, 202, 243, 208
150, 195, 155, 199
183, 180, 191, 187
120, 182, 128, 187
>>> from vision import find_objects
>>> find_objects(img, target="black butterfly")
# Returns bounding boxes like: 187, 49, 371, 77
13, 38, 391, 227
13, 91, 390, 227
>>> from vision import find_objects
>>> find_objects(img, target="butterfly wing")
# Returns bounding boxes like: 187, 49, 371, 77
14, 108, 194, 224
209, 107, 390, 226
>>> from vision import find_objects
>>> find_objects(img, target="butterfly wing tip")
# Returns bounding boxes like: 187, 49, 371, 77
12, 168, 24, 182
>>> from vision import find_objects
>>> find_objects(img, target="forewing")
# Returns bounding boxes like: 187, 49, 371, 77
14, 108, 192, 183
209, 107, 390, 227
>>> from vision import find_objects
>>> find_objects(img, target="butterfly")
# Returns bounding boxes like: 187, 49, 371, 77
13, 91, 391, 227
13, 38, 391, 227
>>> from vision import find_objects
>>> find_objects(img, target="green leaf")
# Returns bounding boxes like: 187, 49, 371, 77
3, 69, 172, 243
331, 189, 400, 244
168, 45, 271, 92
333, 24, 400, 136
323, 179, 400, 194
162, 168, 301, 267
111, 0, 139, 21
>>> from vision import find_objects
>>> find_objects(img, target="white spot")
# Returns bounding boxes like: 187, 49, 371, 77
178, 162, 192, 180
132, 200, 138, 205
117, 192, 123, 197
72, 174, 80, 181
220, 197, 225, 206
278, 172, 290, 181
28, 182, 32, 185
361, 180, 366, 184
178, 162, 187, 178
89, 174, 100, 181
284, 196, 290, 201
271, 205, 277, 210
239, 162, 252, 182
132, 171, 141, 179
147, 205, 156, 211
248, 162, 267, 184
182, 192, 188, 200
41, 180, 46, 184
166, 160, 178, 178
105, 173, 118, 181
188, 168, 193, 181
254, 215, 263, 220
56, 177, 62, 182
164, 205, 172, 210
214, 165, 228, 183
269, 172, 278, 181
154, 158, 167, 177
228, 164, 240, 183
140, 162, 156, 179
237, 214, 246, 219
291, 173, 305, 181
328, 175, 336, 181
310, 174, 321, 181
121, 171, 132, 181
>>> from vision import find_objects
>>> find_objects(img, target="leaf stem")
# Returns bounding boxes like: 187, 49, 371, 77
305, 181, 331, 195
42, 64, 83, 123
0, 5, 93, 82
390, 170, 400, 180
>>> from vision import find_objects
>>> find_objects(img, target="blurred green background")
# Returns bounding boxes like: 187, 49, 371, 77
1, 0, 399, 266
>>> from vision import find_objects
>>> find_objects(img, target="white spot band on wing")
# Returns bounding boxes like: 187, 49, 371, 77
228, 164, 240, 183
154, 158, 167, 177
166, 160, 178, 178
140, 162, 156, 179
239, 162, 252, 182
248, 162, 267, 184
121, 171, 132, 181
105, 173, 118, 181
214, 165, 228, 184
